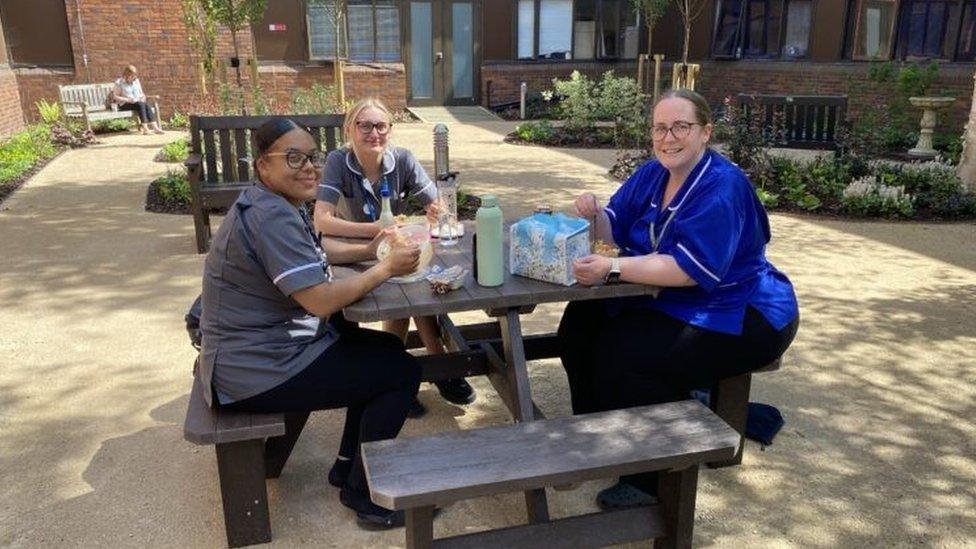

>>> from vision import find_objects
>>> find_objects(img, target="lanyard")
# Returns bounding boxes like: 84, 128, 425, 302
360, 175, 390, 221
649, 207, 677, 253
299, 206, 333, 282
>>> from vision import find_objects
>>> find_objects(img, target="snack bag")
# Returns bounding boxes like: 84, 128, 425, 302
509, 212, 590, 286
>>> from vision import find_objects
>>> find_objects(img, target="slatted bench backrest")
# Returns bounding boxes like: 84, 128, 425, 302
189, 114, 346, 186
737, 94, 848, 149
59, 83, 116, 114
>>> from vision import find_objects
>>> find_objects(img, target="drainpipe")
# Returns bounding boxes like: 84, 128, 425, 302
74, 0, 91, 82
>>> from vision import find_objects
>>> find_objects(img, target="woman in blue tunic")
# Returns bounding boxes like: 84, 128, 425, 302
559, 89, 799, 509
200, 118, 423, 528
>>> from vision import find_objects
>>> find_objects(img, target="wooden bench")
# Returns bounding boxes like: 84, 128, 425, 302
406, 320, 782, 470
183, 369, 310, 547
58, 82, 160, 132
737, 94, 847, 150
362, 399, 739, 549
186, 114, 345, 253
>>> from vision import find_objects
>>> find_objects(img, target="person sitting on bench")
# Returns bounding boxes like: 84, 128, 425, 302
559, 89, 800, 510
199, 117, 421, 529
112, 65, 163, 134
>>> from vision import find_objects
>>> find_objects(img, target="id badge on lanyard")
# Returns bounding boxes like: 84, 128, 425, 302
650, 208, 677, 253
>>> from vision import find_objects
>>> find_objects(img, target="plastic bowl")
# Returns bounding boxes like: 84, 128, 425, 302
376, 223, 433, 281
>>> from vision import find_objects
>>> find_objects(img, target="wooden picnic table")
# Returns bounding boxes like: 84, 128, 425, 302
333, 222, 658, 523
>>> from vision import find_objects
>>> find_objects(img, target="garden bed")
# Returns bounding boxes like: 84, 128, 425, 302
0, 150, 65, 207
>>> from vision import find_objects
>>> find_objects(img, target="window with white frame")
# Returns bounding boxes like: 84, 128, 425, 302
307, 0, 401, 62
519, 0, 637, 60
712, 0, 810, 58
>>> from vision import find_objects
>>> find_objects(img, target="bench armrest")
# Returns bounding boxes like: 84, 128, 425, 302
184, 153, 202, 169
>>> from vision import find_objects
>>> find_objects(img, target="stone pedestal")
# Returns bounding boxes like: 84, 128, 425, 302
907, 96, 956, 158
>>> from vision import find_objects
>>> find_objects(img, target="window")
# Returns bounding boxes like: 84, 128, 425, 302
782, 0, 812, 57
0, 0, 73, 67
307, 0, 400, 62
518, 0, 636, 60
897, 0, 954, 58
957, 1, 976, 59
711, 0, 788, 58
852, 0, 898, 59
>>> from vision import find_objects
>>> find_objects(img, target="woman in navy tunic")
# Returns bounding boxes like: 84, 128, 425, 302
200, 118, 423, 528
559, 89, 799, 509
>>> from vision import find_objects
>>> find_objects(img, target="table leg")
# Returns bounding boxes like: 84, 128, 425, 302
497, 308, 550, 523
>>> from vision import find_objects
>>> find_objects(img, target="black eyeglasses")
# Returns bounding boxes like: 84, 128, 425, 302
264, 149, 327, 169
355, 120, 392, 135
651, 121, 703, 141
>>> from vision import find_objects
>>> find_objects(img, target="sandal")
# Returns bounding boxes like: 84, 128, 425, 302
596, 481, 658, 510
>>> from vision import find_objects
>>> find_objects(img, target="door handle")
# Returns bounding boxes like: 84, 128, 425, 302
435, 52, 444, 61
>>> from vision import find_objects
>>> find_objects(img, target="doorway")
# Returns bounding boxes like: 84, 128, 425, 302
404, 0, 480, 106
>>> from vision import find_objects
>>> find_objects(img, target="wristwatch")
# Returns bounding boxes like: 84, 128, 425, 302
604, 257, 621, 285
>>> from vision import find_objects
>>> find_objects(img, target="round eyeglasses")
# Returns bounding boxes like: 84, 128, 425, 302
651, 121, 702, 141
355, 120, 391, 135
264, 149, 327, 169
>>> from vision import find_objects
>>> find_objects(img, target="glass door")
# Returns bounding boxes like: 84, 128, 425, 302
406, 0, 478, 105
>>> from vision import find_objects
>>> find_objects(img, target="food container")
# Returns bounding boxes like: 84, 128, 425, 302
376, 223, 434, 283
509, 213, 590, 286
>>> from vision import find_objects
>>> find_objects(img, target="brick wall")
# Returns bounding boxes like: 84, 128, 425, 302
482, 59, 976, 134
0, 65, 25, 137
11, 0, 406, 122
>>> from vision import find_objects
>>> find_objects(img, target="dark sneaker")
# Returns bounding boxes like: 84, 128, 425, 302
407, 395, 427, 418
434, 378, 476, 405
596, 481, 658, 510
328, 458, 352, 488
340, 487, 405, 529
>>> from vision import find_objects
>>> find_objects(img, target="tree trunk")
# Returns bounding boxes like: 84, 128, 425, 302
957, 69, 976, 192
683, 14, 691, 64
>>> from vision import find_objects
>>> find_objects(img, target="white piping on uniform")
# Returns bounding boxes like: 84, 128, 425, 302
676, 243, 721, 282
604, 206, 617, 220
668, 154, 713, 211
415, 180, 434, 197
273, 262, 324, 284
318, 184, 342, 195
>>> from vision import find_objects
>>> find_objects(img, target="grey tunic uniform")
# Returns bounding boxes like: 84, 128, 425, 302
200, 182, 339, 406
316, 146, 437, 222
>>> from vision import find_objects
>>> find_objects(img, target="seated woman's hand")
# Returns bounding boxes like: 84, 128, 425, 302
425, 201, 443, 225
572, 254, 612, 286
574, 193, 601, 219
382, 242, 421, 277
367, 226, 397, 258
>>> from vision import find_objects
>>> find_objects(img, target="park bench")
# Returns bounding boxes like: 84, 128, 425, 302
183, 364, 310, 547
185, 114, 345, 253
361, 399, 740, 549
405, 320, 783, 469
737, 94, 847, 150
58, 83, 160, 132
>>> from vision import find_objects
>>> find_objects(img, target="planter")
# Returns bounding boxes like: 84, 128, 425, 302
907, 96, 956, 158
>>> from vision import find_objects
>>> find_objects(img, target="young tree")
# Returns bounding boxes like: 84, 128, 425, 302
630, 0, 669, 57
210, 0, 269, 89
673, 0, 707, 65
181, 0, 218, 94
309, 0, 348, 106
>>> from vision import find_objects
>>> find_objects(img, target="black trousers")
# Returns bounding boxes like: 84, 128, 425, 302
557, 299, 798, 493
222, 322, 421, 492
117, 101, 156, 123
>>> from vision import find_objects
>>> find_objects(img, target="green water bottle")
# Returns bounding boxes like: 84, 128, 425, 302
475, 195, 504, 287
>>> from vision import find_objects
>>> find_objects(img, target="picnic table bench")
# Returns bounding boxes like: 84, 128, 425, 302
185, 114, 345, 253
362, 400, 740, 548
737, 94, 847, 150
58, 82, 160, 132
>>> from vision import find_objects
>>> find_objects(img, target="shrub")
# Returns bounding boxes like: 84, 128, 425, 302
157, 136, 191, 163
91, 118, 134, 134
167, 110, 190, 129
514, 120, 555, 143
841, 175, 915, 218
290, 83, 344, 115
154, 169, 191, 204
35, 99, 62, 125
0, 125, 58, 183
552, 71, 599, 134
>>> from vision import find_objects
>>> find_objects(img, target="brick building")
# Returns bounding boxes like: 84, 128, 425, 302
1, 0, 975, 139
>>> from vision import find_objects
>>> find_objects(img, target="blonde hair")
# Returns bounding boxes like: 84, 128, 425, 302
342, 97, 392, 149
122, 65, 138, 78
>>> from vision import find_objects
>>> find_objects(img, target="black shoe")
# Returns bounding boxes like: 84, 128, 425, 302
340, 487, 405, 529
596, 481, 658, 510
328, 458, 352, 488
435, 378, 476, 405
407, 395, 427, 418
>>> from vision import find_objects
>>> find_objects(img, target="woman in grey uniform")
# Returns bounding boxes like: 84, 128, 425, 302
313, 97, 476, 416
200, 118, 421, 528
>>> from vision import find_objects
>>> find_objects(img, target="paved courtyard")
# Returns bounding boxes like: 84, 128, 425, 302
0, 112, 974, 547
